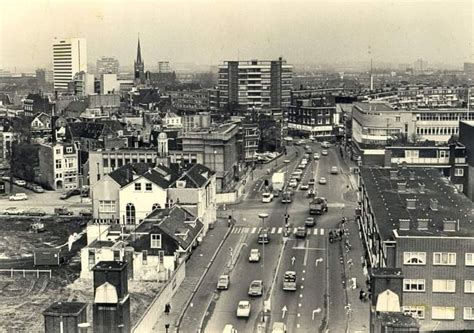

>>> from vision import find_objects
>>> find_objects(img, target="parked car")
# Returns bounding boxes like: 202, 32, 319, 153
321, 150, 328, 156
319, 177, 327, 185
33, 185, 45, 193
54, 207, 74, 216
1, 176, 10, 181
60, 189, 81, 200
217, 275, 230, 290
79, 208, 92, 217
9, 193, 28, 201
26, 208, 46, 216
236, 301, 251, 318
331, 166, 339, 174
248, 280, 263, 297
261, 192, 274, 203
300, 183, 309, 190
249, 249, 261, 262
305, 217, 316, 227
3, 207, 24, 215
13, 179, 26, 187
295, 226, 307, 238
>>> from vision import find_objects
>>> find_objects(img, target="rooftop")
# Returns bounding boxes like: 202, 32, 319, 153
376, 312, 420, 328
170, 163, 214, 188
92, 260, 128, 271
353, 101, 395, 112
360, 167, 474, 239
43, 302, 87, 316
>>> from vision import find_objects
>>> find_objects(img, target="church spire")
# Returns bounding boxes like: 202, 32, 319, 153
136, 36, 142, 64
134, 35, 145, 84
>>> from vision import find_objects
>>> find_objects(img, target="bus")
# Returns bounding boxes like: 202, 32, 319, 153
282, 271, 297, 291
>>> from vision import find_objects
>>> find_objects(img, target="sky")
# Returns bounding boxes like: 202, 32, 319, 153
1, 0, 473, 71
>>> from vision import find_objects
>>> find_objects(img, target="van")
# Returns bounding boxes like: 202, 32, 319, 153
223, 324, 237, 333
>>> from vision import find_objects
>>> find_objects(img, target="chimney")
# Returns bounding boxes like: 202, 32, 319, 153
429, 198, 438, 211
443, 219, 457, 232
406, 198, 417, 210
390, 170, 398, 180
417, 218, 429, 231
399, 219, 410, 231
409, 171, 415, 181
418, 182, 425, 193
397, 182, 407, 192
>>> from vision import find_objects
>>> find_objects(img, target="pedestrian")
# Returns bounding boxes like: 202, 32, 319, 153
164, 303, 171, 315
359, 289, 365, 301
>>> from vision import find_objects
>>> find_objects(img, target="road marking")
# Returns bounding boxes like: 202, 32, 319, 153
302, 270, 306, 274
299, 294, 303, 298
313, 229, 318, 235
301, 285, 304, 289
321, 228, 325, 235
292, 247, 326, 251
302, 277, 305, 281
298, 303, 302, 307
243, 227, 249, 233
233, 228, 240, 234
297, 324, 301, 328
251, 227, 257, 234
277, 227, 283, 234
303, 240, 309, 266
327, 203, 345, 208
271, 227, 276, 233
297, 313, 301, 317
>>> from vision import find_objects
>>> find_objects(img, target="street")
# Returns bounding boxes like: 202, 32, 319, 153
180, 141, 360, 333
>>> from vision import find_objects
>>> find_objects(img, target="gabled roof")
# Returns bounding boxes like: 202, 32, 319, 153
108, 162, 154, 187
32, 112, 51, 124
140, 168, 171, 189
170, 163, 214, 188
68, 122, 105, 140
65, 100, 88, 115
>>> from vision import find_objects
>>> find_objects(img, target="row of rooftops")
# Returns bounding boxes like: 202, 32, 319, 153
360, 166, 474, 239
354, 101, 474, 113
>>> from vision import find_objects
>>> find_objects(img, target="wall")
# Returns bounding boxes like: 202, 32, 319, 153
132, 260, 186, 333
216, 191, 237, 204
38, 144, 54, 189
92, 175, 120, 221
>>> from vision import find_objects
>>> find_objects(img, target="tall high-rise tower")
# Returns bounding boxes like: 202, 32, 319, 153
134, 37, 145, 84
52, 38, 87, 91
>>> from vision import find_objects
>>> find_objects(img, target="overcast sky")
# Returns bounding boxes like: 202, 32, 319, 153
1, 0, 473, 71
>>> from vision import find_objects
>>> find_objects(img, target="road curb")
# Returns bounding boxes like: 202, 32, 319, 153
175, 225, 233, 332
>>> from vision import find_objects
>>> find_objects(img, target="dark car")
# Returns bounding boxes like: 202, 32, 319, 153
295, 227, 307, 238
79, 209, 92, 217
60, 189, 81, 200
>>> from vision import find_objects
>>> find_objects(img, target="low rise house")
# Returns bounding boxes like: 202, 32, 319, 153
80, 205, 203, 280
66, 121, 125, 152
31, 112, 51, 134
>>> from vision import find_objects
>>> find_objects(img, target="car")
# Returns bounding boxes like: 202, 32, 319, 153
321, 150, 328, 156
13, 179, 26, 187
217, 275, 230, 290
3, 207, 24, 215
79, 208, 92, 217
307, 188, 315, 198
319, 177, 327, 185
258, 228, 270, 244
295, 226, 307, 238
80, 186, 90, 197
1, 176, 10, 181
293, 169, 303, 175
249, 248, 261, 262
26, 208, 46, 216
60, 189, 81, 200
272, 190, 280, 198
313, 153, 320, 160
54, 207, 74, 216
9, 193, 28, 201
289, 179, 298, 188
248, 280, 263, 296
308, 178, 315, 186
331, 166, 339, 174
322, 141, 330, 148
236, 300, 251, 318
261, 192, 274, 203
300, 184, 309, 190
305, 217, 316, 227
297, 164, 306, 170
272, 322, 288, 333
33, 185, 44, 193
222, 324, 238, 333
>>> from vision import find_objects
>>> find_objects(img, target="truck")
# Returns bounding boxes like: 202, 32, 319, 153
272, 172, 285, 193
309, 197, 328, 215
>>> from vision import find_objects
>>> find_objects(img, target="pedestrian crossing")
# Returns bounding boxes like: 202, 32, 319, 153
231, 226, 327, 235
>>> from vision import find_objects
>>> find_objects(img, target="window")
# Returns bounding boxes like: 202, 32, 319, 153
433, 252, 456, 265
403, 279, 425, 292
151, 234, 162, 249
466, 253, 474, 266
403, 252, 426, 265
432, 279, 456, 293
465, 280, 474, 293
66, 147, 73, 153
464, 307, 474, 320
134, 183, 141, 191
142, 250, 148, 265
99, 200, 115, 213
55, 159, 62, 169
113, 250, 120, 261
55, 148, 61, 154
402, 306, 425, 319
454, 168, 464, 176
432, 306, 455, 320
158, 250, 164, 264
125, 203, 135, 224
145, 183, 152, 191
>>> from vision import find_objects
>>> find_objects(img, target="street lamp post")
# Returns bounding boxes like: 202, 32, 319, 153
258, 212, 269, 322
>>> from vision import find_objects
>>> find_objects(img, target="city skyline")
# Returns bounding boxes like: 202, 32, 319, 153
1, 0, 474, 72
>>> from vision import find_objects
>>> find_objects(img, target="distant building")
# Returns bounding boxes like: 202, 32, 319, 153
158, 61, 171, 73
182, 112, 211, 132
463, 62, 474, 75
134, 38, 145, 85
96, 56, 119, 75
459, 120, 474, 200
218, 58, 292, 112
71, 71, 95, 96
162, 112, 182, 129
100, 73, 120, 94
23, 93, 53, 116
169, 89, 209, 112
52, 38, 87, 91
358, 167, 474, 332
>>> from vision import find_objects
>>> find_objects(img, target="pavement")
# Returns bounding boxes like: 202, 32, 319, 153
151, 218, 230, 333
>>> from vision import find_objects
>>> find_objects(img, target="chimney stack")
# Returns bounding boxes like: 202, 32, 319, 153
406, 198, 417, 210
390, 170, 398, 180
397, 182, 407, 192
417, 218, 429, 231
429, 198, 438, 211
418, 182, 425, 193
443, 220, 457, 232
399, 219, 410, 231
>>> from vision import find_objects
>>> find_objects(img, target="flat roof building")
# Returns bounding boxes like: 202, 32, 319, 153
53, 38, 87, 91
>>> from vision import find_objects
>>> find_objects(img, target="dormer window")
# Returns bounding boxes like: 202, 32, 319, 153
150, 234, 161, 249
66, 147, 73, 153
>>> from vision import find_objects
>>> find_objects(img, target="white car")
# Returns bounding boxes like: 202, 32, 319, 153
3, 207, 24, 215
331, 166, 339, 174
300, 184, 309, 190
321, 150, 328, 156
217, 275, 230, 290
9, 193, 28, 201
313, 153, 320, 160
319, 177, 327, 185
322, 141, 330, 148
249, 248, 261, 262
293, 169, 303, 175
289, 179, 298, 188
261, 192, 274, 203
237, 300, 251, 318
13, 179, 26, 187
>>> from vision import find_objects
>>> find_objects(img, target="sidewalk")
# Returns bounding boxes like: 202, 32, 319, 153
151, 220, 230, 333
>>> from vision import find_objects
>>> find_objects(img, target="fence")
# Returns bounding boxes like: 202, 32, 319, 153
0, 268, 52, 278
132, 260, 186, 333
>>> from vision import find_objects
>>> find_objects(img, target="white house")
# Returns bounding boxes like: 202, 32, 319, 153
163, 112, 182, 129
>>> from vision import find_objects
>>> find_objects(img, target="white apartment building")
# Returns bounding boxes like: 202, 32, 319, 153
218, 58, 292, 111
53, 38, 87, 91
